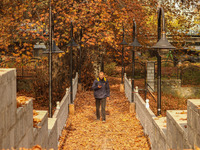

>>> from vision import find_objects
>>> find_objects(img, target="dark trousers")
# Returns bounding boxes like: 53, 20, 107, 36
95, 98, 106, 121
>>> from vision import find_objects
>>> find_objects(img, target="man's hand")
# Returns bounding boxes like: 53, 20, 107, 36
98, 85, 102, 88
107, 97, 110, 100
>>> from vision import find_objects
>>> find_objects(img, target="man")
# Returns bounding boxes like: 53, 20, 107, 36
92, 72, 110, 122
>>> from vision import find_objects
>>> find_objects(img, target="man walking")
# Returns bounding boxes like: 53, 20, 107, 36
92, 72, 110, 122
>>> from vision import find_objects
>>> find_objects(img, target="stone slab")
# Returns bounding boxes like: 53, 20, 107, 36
48, 118, 58, 150
167, 110, 191, 149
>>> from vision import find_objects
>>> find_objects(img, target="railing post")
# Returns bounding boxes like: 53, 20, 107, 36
130, 86, 138, 114
56, 101, 60, 110
135, 86, 138, 92
128, 78, 132, 102
146, 99, 149, 108
129, 78, 131, 85
66, 87, 69, 94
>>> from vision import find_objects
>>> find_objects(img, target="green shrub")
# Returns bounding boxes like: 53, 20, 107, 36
181, 66, 200, 85
104, 62, 117, 76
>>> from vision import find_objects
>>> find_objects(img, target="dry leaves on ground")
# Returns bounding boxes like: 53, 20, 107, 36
17, 96, 29, 108
58, 76, 150, 150
33, 110, 41, 128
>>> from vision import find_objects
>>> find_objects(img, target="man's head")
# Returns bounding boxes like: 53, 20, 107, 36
99, 72, 104, 80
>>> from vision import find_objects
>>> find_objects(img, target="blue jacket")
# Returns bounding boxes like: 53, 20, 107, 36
92, 77, 110, 99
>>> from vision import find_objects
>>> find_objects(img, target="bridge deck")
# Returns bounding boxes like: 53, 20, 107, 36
58, 76, 150, 150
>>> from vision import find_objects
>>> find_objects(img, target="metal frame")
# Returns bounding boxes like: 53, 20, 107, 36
67, 21, 78, 104
119, 26, 128, 84
151, 6, 176, 116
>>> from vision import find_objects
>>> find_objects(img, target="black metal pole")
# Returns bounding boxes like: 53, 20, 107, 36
121, 25, 125, 84
49, 0, 53, 117
121, 45, 124, 84
158, 7, 161, 42
131, 20, 136, 102
157, 7, 162, 116
131, 49, 135, 102
145, 63, 147, 101
78, 28, 82, 84
70, 22, 73, 104
157, 53, 161, 116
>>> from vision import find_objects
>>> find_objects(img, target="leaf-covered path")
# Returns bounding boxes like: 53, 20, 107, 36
58, 77, 150, 150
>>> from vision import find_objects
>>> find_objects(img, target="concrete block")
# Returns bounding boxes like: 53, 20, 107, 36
166, 118, 173, 148
188, 99, 200, 113
177, 131, 184, 149
191, 109, 198, 130
0, 136, 2, 149
14, 120, 20, 147
48, 118, 58, 150
0, 109, 5, 139
195, 134, 200, 148
23, 108, 29, 133
188, 126, 195, 146
2, 109, 8, 138
2, 133, 10, 149
24, 99, 33, 131
0, 83, 9, 111
21, 113, 25, 138
9, 103, 16, 129
16, 107, 24, 120
166, 110, 191, 149
198, 115, 200, 134
10, 127, 15, 149
11, 79, 17, 102
17, 135, 28, 149
33, 110, 48, 148
183, 136, 192, 149
55, 98, 69, 140
15, 105, 32, 148
1, 126, 15, 150
152, 117, 167, 150
18, 127, 34, 149
6, 105, 12, 131
28, 128, 34, 148
187, 107, 192, 128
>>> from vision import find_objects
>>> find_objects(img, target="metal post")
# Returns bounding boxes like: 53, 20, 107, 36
131, 49, 135, 102
78, 28, 82, 84
119, 25, 128, 84
151, 6, 176, 115
132, 19, 136, 102
70, 44, 73, 103
157, 7, 162, 116
158, 8, 161, 42
70, 22, 73, 104
145, 63, 147, 101
49, 0, 52, 117
121, 45, 124, 84
157, 53, 161, 116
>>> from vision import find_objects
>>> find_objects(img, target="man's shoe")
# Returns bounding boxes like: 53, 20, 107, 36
102, 120, 106, 123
